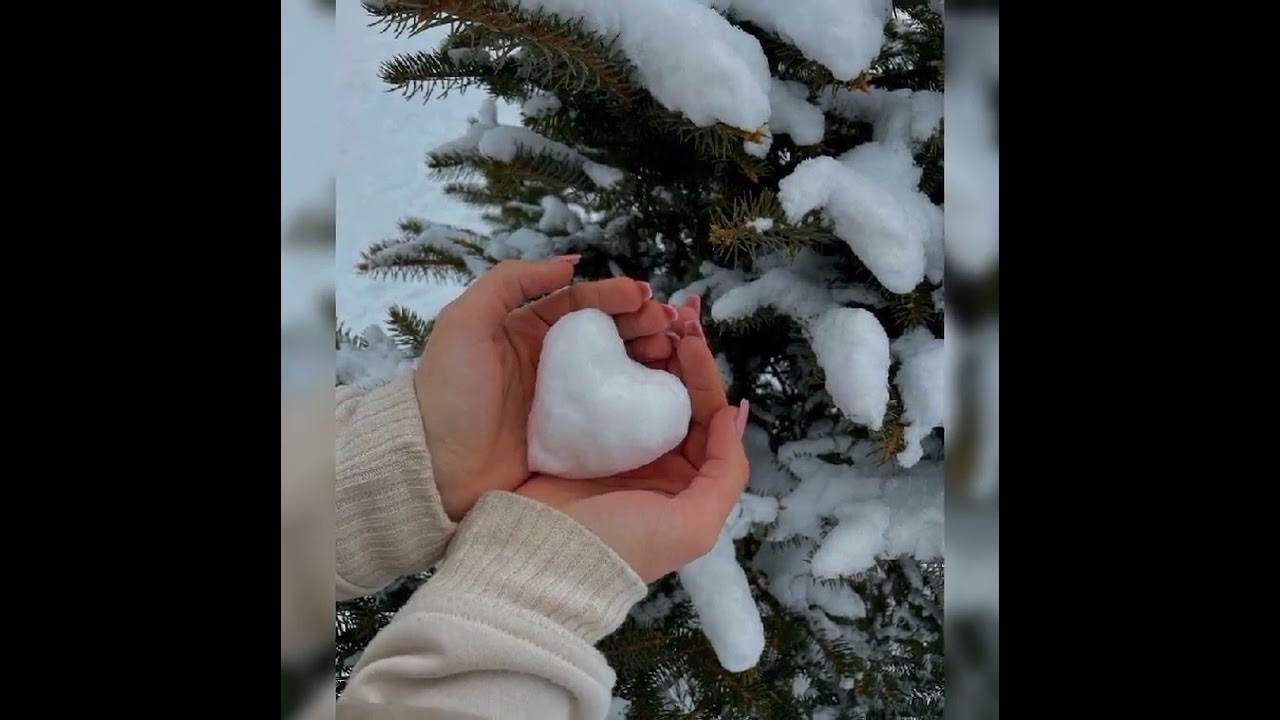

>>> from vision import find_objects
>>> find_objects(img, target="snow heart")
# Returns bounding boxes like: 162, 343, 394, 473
528, 309, 692, 479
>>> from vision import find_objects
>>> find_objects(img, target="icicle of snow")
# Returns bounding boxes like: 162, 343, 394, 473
677, 529, 766, 672
810, 307, 891, 429
778, 142, 940, 293
892, 328, 946, 468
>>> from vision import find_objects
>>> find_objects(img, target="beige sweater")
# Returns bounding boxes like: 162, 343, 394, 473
336, 374, 648, 720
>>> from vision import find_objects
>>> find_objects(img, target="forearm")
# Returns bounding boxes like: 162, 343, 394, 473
336, 373, 456, 599
338, 492, 648, 719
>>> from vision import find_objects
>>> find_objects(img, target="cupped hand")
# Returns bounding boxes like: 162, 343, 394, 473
517, 312, 750, 582
416, 257, 682, 520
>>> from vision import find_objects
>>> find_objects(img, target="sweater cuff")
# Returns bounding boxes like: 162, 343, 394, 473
425, 492, 647, 644
336, 373, 456, 597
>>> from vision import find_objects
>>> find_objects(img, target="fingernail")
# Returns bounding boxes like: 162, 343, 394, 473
736, 399, 750, 437
685, 320, 703, 338
666, 331, 682, 345
547, 254, 581, 265
662, 304, 679, 321
637, 281, 653, 300
687, 294, 702, 313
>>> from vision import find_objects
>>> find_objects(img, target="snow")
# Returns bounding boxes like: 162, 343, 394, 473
582, 160, 624, 188
336, 325, 416, 391
724, 492, 779, 539
521, 91, 562, 118
447, 47, 491, 66
819, 87, 943, 148
778, 142, 941, 293
537, 195, 583, 234
810, 501, 891, 578
487, 227, 554, 261
791, 674, 812, 699
744, 424, 794, 497
715, 0, 890, 81
668, 261, 746, 307
811, 308, 891, 429
752, 539, 867, 619
707, 252, 893, 429
711, 264, 838, 324
677, 529, 766, 672
363, 220, 493, 277
743, 133, 772, 158
527, 309, 692, 478
768, 442, 943, 577
767, 79, 825, 145
477, 123, 581, 164
432, 100, 627, 190
892, 328, 945, 467
606, 697, 630, 720
770, 454, 884, 541
514, 0, 771, 130
747, 217, 774, 233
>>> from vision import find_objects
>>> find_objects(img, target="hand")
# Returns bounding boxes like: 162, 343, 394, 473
517, 315, 750, 582
416, 257, 681, 520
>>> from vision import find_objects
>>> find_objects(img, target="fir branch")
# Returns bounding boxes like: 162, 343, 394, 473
707, 191, 832, 263
386, 305, 434, 355
479, 147, 594, 192
890, 284, 939, 330
380, 1, 636, 105
426, 149, 486, 182
379, 47, 492, 100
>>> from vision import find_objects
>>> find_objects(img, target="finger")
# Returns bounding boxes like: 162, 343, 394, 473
518, 277, 650, 328
443, 258, 576, 332
675, 326, 726, 428
670, 404, 750, 554
667, 299, 700, 336
615, 301, 678, 340
626, 333, 675, 363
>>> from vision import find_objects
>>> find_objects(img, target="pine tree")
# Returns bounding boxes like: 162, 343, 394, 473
340, 1, 947, 716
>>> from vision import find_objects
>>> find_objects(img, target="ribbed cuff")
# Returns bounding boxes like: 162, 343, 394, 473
336, 373, 456, 597
425, 492, 648, 644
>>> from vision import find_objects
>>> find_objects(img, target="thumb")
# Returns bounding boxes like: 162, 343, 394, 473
671, 403, 750, 555
451, 258, 578, 331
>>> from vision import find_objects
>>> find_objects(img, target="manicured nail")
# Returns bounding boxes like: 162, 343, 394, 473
547, 254, 581, 265
662, 304, 679, 321
637, 281, 653, 300
685, 320, 703, 338
736, 399, 750, 437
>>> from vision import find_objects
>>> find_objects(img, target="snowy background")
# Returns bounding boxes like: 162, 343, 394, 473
337, 0, 519, 332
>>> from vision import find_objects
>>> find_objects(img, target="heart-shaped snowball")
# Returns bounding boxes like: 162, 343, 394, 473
528, 308, 692, 479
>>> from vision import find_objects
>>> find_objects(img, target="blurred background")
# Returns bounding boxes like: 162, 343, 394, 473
282, 1, 997, 718
282, 1, 336, 718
